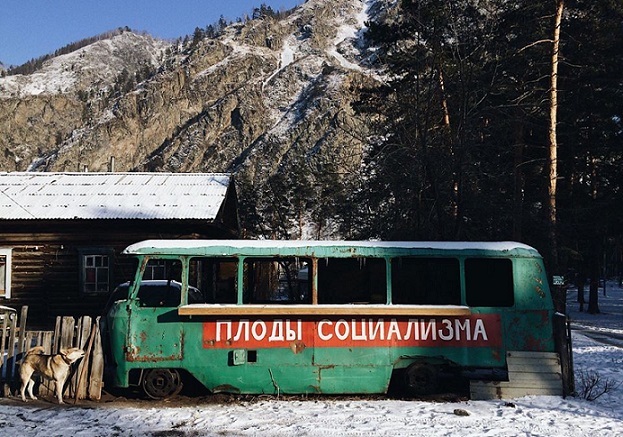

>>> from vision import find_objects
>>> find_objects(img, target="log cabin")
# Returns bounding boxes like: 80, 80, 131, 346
0, 172, 239, 328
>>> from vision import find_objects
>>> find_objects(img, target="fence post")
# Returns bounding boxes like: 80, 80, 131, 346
75, 319, 97, 403
53, 316, 61, 354
60, 316, 75, 351
89, 317, 104, 401
17, 306, 28, 356
6, 310, 18, 385
0, 309, 11, 374
74, 316, 92, 400
553, 312, 574, 397
1, 308, 18, 396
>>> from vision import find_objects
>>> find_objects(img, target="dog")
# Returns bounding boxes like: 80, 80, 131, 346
19, 346, 85, 404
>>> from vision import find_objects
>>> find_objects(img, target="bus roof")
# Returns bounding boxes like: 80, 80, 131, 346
123, 240, 542, 258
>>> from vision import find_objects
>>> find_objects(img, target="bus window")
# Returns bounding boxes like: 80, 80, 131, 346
317, 258, 386, 304
134, 281, 183, 307
189, 257, 238, 303
391, 258, 460, 305
465, 258, 514, 307
243, 258, 311, 304
143, 259, 182, 282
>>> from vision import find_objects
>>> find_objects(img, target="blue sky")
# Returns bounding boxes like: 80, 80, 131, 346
1, 0, 303, 66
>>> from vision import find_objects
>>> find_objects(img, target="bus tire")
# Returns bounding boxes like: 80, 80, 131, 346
404, 363, 439, 396
141, 368, 184, 399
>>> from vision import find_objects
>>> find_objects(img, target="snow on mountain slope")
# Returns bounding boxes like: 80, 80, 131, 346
248, 0, 376, 140
0, 32, 169, 97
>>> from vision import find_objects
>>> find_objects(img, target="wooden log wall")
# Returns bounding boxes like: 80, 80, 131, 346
0, 306, 104, 402
1, 219, 229, 328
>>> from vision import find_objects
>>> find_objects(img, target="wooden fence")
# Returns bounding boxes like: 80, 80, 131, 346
0, 306, 104, 402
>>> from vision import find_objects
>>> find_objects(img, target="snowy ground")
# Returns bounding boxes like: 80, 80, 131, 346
1, 284, 622, 436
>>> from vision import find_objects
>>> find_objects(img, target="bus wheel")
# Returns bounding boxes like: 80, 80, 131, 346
404, 363, 439, 396
141, 368, 183, 399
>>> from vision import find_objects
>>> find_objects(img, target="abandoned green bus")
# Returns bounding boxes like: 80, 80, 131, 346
103, 240, 571, 399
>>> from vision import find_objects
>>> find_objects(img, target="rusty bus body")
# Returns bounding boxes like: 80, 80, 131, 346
103, 240, 569, 399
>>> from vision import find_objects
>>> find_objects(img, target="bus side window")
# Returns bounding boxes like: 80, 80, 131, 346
317, 258, 386, 304
243, 258, 311, 304
391, 258, 460, 305
137, 282, 181, 307
465, 258, 514, 307
142, 259, 182, 282
189, 257, 238, 304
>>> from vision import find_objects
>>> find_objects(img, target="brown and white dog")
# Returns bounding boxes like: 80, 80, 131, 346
19, 346, 85, 404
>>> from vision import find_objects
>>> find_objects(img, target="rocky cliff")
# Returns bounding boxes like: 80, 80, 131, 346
0, 0, 384, 237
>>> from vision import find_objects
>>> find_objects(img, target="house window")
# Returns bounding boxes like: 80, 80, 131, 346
142, 259, 182, 281
144, 259, 168, 280
79, 248, 114, 294
0, 248, 12, 298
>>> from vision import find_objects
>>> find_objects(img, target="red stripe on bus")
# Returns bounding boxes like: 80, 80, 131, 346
202, 314, 501, 349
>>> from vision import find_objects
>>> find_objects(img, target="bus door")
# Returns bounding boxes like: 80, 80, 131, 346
126, 262, 185, 364
313, 257, 392, 393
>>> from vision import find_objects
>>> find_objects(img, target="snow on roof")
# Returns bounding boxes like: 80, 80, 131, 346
0, 172, 232, 220
124, 239, 540, 256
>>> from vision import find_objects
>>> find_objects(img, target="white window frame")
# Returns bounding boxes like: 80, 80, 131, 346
0, 248, 12, 299
78, 247, 114, 294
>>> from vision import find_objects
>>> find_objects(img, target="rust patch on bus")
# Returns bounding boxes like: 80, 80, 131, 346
125, 333, 184, 362
125, 351, 183, 362
317, 364, 336, 370
535, 285, 545, 298
290, 341, 306, 354
492, 349, 501, 361
213, 384, 241, 394
524, 336, 547, 351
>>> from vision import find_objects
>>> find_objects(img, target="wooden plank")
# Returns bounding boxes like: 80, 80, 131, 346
60, 317, 75, 350
478, 379, 562, 390
178, 304, 472, 317
0, 309, 10, 380
1, 309, 15, 395
89, 317, 105, 401
7, 311, 18, 381
42, 331, 53, 354
507, 358, 561, 375
507, 351, 560, 360
74, 316, 92, 400
24, 332, 35, 353
1, 314, 14, 397
40, 321, 65, 399
506, 351, 561, 375
53, 316, 61, 354
470, 382, 562, 400
58, 317, 76, 400
470, 351, 564, 399
17, 306, 28, 360
508, 372, 561, 383
75, 320, 97, 403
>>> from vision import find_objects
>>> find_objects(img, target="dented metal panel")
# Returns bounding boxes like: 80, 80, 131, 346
126, 305, 184, 363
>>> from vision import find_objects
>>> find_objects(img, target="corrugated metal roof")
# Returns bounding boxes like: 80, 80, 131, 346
0, 172, 232, 220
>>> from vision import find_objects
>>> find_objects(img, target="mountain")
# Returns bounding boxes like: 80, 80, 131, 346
0, 0, 384, 238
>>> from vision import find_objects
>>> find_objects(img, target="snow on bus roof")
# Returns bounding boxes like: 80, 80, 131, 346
123, 240, 540, 255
